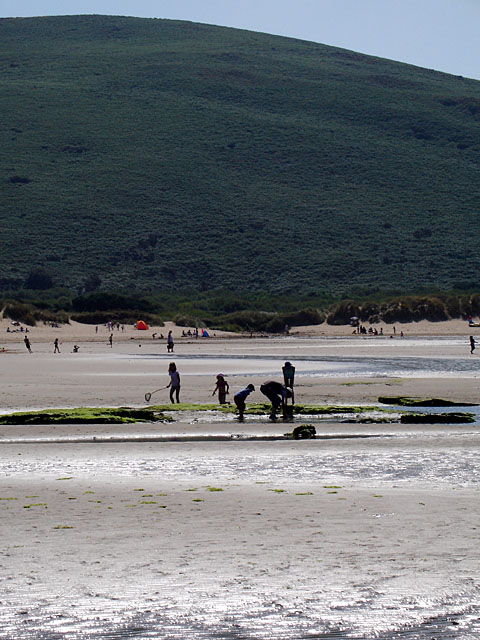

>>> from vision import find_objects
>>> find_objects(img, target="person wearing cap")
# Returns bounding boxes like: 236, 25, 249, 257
233, 384, 255, 421
212, 373, 230, 404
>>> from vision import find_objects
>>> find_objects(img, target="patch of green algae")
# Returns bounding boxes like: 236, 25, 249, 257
378, 396, 478, 407
0, 403, 397, 425
0, 407, 173, 425
153, 403, 391, 416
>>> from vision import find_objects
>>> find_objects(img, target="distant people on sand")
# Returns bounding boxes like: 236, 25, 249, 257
24, 335, 32, 353
234, 384, 255, 421
54, 338, 60, 354
212, 374, 229, 404
167, 331, 174, 353
167, 361, 180, 403
109, 334, 113, 347
470, 336, 476, 354
260, 380, 293, 420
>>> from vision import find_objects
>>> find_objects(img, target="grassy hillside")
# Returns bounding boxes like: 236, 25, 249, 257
1, 14, 480, 296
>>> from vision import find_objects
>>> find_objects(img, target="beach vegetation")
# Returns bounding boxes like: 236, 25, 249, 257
4, 287, 480, 330
2, 300, 69, 326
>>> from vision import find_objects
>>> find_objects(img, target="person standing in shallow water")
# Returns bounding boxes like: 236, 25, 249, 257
167, 362, 180, 403
53, 338, 60, 354
470, 336, 476, 354
167, 330, 174, 353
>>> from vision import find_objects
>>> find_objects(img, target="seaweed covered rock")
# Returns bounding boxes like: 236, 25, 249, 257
379, 396, 478, 407
0, 407, 173, 425
288, 424, 317, 439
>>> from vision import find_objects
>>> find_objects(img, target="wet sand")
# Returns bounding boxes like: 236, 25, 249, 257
0, 318, 479, 637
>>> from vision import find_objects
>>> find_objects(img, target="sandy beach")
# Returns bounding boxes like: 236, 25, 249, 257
0, 317, 479, 638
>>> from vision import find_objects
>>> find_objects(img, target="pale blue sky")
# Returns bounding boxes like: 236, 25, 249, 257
2, 0, 479, 80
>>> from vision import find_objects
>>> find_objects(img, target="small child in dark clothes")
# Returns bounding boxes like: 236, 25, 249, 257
233, 384, 255, 421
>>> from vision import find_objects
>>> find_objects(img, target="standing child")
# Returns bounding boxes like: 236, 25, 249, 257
470, 335, 476, 354
167, 362, 180, 403
212, 374, 229, 404
233, 384, 255, 421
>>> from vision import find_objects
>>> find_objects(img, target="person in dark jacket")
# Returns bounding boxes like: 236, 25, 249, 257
233, 384, 255, 421
260, 380, 292, 420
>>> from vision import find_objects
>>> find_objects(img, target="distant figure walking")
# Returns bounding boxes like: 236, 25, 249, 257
53, 338, 60, 354
109, 334, 113, 348
167, 330, 174, 353
167, 362, 180, 403
212, 374, 230, 404
470, 335, 476, 354
233, 384, 255, 421
24, 335, 32, 353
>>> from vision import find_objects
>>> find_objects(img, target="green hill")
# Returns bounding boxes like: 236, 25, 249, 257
1, 14, 480, 297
